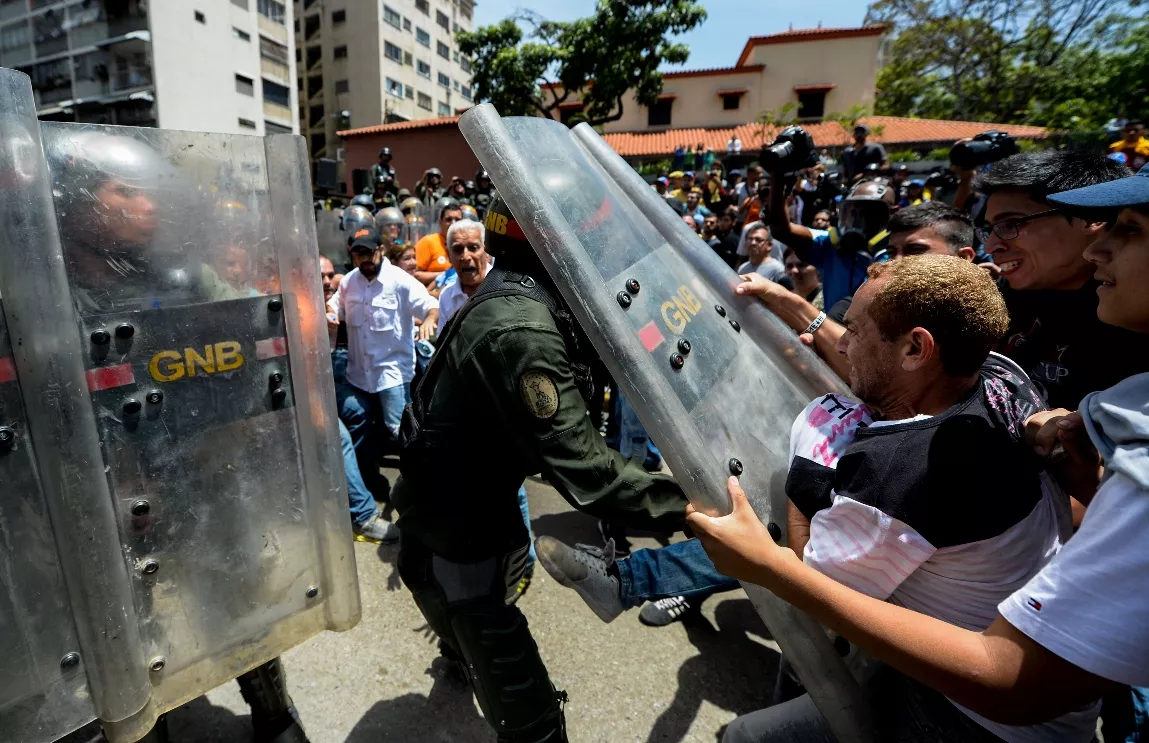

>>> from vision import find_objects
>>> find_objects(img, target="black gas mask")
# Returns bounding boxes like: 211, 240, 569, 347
833, 193, 891, 261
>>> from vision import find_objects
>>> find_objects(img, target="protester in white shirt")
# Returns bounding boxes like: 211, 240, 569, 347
327, 228, 438, 455
436, 219, 492, 334
688, 176, 1149, 737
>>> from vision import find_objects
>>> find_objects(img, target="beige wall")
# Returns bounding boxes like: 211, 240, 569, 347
550, 32, 884, 134
746, 35, 883, 119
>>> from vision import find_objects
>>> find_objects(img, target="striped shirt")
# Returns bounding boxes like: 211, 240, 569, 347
786, 355, 1085, 743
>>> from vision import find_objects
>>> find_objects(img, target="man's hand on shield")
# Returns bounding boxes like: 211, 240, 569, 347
686, 477, 797, 584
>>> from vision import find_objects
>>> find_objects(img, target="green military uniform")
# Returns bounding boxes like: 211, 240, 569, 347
393, 226, 687, 741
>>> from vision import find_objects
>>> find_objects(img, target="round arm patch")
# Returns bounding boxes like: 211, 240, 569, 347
519, 370, 560, 419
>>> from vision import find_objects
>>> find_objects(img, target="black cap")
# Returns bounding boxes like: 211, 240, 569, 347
348, 227, 382, 252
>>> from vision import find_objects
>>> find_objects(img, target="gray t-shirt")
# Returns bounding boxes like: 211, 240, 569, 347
737, 257, 787, 283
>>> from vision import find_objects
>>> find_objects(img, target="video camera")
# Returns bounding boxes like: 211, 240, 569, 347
760, 126, 819, 173
949, 130, 1019, 170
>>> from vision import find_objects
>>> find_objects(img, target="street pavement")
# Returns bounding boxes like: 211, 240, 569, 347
160, 466, 783, 743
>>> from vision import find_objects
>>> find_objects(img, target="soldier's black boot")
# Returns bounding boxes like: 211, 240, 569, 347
235, 657, 309, 743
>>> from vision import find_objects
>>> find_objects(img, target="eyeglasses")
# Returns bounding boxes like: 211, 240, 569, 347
975, 209, 1062, 243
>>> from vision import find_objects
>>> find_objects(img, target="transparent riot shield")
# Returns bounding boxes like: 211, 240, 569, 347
459, 104, 874, 743
316, 207, 348, 268
0, 68, 360, 743
402, 202, 431, 245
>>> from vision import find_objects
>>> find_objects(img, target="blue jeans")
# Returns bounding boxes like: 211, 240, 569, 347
518, 485, 536, 568
340, 419, 376, 525
339, 381, 411, 500
606, 392, 650, 459
617, 538, 739, 608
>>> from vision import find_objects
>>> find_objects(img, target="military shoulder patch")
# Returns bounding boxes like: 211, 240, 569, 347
519, 370, 559, 419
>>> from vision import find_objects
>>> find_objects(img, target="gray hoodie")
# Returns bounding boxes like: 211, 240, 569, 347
1080, 372, 1149, 490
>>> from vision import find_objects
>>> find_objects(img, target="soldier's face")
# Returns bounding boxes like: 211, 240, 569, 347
384, 223, 402, 240
93, 178, 158, 246
449, 227, 488, 289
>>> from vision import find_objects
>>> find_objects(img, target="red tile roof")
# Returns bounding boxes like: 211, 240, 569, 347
601, 116, 1047, 157
338, 113, 1046, 159
662, 64, 765, 79
339, 115, 461, 137
737, 24, 889, 66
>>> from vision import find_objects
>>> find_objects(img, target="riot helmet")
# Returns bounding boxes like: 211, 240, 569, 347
460, 204, 479, 222
350, 193, 375, 210
482, 192, 530, 258
434, 195, 461, 222
397, 187, 411, 199
378, 146, 392, 161
48, 130, 176, 255
374, 206, 405, 240
400, 196, 421, 215
464, 179, 476, 194
341, 204, 374, 234
425, 167, 442, 184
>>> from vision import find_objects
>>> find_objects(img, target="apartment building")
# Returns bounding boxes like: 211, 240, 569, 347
294, 0, 473, 188
0, 0, 299, 135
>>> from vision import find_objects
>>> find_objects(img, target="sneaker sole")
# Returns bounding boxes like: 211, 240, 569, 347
536, 549, 622, 624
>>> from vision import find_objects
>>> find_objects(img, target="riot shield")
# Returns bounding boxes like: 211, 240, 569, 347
316, 207, 348, 268
0, 68, 360, 743
402, 201, 431, 245
459, 104, 874, 743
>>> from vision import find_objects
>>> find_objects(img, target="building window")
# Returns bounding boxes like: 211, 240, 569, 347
231, 0, 248, 8
195, 10, 205, 23
266, 121, 292, 134
461, 85, 472, 101
385, 77, 403, 97
235, 73, 254, 96
417, 91, 431, 110
416, 27, 430, 46
415, 0, 429, 14
403, 51, 412, 65
436, 40, 448, 59
263, 79, 290, 107
438, 101, 450, 116
416, 59, 430, 78
403, 17, 411, 31
797, 90, 827, 120
436, 10, 449, 30
257, 0, 285, 25
405, 86, 414, 99
460, 57, 471, 73
437, 71, 449, 88
383, 4, 401, 29
331, 9, 345, 24
721, 93, 742, 110
260, 37, 289, 64
233, 26, 251, 41
452, 80, 460, 91
384, 41, 402, 62
333, 45, 347, 59
647, 98, 672, 127
335, 79, 349, 94
238, 117, 257, 129
1, 21, 30, 61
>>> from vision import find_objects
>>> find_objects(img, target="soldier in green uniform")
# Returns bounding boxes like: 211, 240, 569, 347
392, 194, 689, 743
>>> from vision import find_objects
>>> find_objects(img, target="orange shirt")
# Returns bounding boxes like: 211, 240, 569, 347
415, 233, 450, 273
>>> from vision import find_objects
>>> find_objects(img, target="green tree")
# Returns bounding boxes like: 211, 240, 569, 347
867, 0, 1144, 128
457, 1, 706, 127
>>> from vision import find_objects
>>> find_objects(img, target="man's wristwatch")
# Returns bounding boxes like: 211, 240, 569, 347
802, 311, 827, 336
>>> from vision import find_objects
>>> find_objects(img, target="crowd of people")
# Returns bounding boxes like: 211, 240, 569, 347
315, 121, 1149, 743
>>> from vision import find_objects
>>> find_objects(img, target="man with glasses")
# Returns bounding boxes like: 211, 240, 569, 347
973, 150, 1149, 409
736, 222, 787, 284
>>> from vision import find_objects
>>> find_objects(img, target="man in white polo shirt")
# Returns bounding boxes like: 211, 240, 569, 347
328, 227, 438, 501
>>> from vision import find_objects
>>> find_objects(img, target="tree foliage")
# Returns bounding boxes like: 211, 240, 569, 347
867, 0, 1147, 129
457, 1, 706, 126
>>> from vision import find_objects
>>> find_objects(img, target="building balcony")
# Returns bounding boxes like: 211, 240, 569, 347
258, 14, 289, 45
261, 56, 290, 85
263, 100, 294, 126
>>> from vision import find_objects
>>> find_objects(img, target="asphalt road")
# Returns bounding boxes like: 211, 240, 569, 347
154, 466, 783, 743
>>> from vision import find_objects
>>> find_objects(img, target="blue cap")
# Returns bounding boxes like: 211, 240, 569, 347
730, 169, 742, 177
1048, 163, 1149, 211
684, 170, 694, 178
908, 179, 925, 187
656, 176, 669, 185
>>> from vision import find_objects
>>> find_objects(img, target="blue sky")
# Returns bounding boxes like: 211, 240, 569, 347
473, 1, 871, 71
